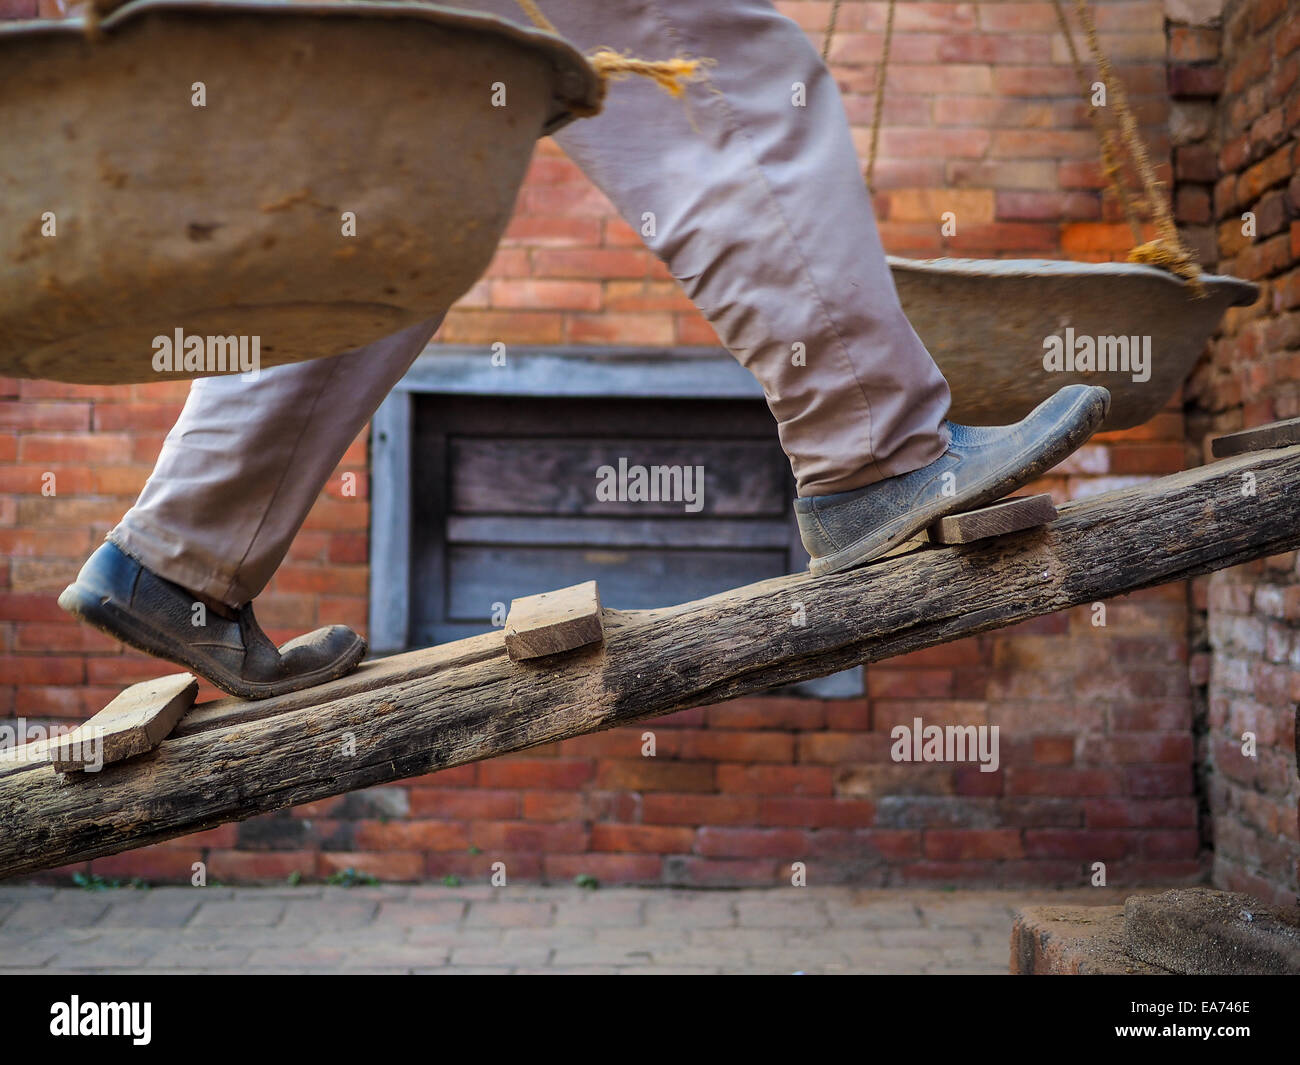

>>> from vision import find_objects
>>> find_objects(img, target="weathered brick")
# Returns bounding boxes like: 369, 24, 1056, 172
1168, 63, 1224, 97
567, 313, 675, 346
677, 730, 794, 764
717, 764, 834, 795
661, 855, 779, 887
1170, 26, 1221, 63
924, 829, 1023, 860
543, 853, 663, 885
642, 794, 761, 826
1022, 828, 1136, 861
470, 821, 589, 853
589, 824, 694, 853
594, 759, 714, 792
318, 851, 423, 881
523, 791, 584, 821
90, 844, 203, 883
757, 797, 876, 828
703, 695, 827, 730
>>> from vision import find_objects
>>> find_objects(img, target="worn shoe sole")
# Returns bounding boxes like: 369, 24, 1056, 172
57, 581, 367, 700
809, 386, 1109, 576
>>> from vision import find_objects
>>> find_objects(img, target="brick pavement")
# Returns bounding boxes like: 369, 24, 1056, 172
0, 885, 1149, 974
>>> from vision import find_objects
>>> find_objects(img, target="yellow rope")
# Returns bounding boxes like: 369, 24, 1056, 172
514, 0, 559, 35
821, 0, 1204, 292
821, 0, 892, 192
821, 0, 843, 61
1051, 0, 1143, 246
515, 0, 705, 106
865, 0, 895, 193
1054, 0, 1204, 293
587, 50, 704, 99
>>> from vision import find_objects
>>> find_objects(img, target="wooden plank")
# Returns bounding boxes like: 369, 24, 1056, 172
3, 444, 1300, 878
367, 391, 413, 654
504, 581, 604, 661
449, 438, 788, 516
445, 515, 792, 549
424, 392, 780, 439
1211, 417, 1300, 458
926, 493, 1058, 545
398, 345, 760, 401
446, 545, 786, 620
47, 673, 197, 774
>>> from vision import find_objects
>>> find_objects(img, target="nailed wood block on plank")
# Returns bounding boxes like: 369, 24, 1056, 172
504, 580, 604, 662
48, 673, 197, 774
926, 493, 1058, 545
1211, 417, 1300, 458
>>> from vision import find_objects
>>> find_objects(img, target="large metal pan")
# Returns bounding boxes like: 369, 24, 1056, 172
0, 0, 601, 383
891, 257, 1258, 431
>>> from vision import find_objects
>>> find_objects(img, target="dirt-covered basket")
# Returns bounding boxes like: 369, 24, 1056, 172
890, 257, 1258, 431
0, 0, 601, 383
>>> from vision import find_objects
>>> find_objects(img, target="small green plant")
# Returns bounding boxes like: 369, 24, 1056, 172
286, 870, 302, 887
326, 867, 380, 888
72, 872, 116, 891
71, 873, 148, 891
467, 845, 481, 856
573, 874, 599, 891
441, 874, 461, 887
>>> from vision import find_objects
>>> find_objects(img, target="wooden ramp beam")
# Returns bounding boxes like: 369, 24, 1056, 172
3, 444, 1300, 879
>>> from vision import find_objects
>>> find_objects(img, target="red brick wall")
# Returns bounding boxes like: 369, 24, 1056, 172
3, 0, 1205, 888
1179, 0, 1300, 907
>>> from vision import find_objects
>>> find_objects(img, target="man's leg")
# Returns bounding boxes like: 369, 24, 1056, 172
477, 0, 951, 497
110, 316, 441, 607
472, 0, 1107, 571
60, 317, 440, 699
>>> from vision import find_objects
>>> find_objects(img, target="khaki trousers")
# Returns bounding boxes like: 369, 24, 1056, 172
110, 0, 951, 607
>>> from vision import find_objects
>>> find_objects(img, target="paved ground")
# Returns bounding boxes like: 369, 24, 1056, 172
0, 884, 1142, 974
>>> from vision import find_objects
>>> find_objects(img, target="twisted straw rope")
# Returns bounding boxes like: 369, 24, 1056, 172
1054, 0, 1204, 293
516, 0, 705, 105
865, 0, 894, 193
821, 0, 1204, 291
1052, 0, 1144, 247
821, 0, 892, 192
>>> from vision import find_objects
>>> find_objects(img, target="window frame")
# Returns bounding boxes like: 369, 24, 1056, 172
368, 343, 862, 697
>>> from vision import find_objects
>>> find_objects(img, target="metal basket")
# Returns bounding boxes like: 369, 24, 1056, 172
0, 0, 600, 383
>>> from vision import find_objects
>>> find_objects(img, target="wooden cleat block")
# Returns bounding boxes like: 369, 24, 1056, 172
1211, 417, 1300, 459
926, 493, 1058, 545
49, 673, 197, 774
504, 580, 604, 662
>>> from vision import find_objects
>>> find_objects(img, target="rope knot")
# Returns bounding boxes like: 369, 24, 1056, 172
586, 49, 708, 99
1126, 240, 1208, 298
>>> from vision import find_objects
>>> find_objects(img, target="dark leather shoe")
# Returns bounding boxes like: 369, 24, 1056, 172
58, 541, 366, 700
796, 384, 1110, 575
